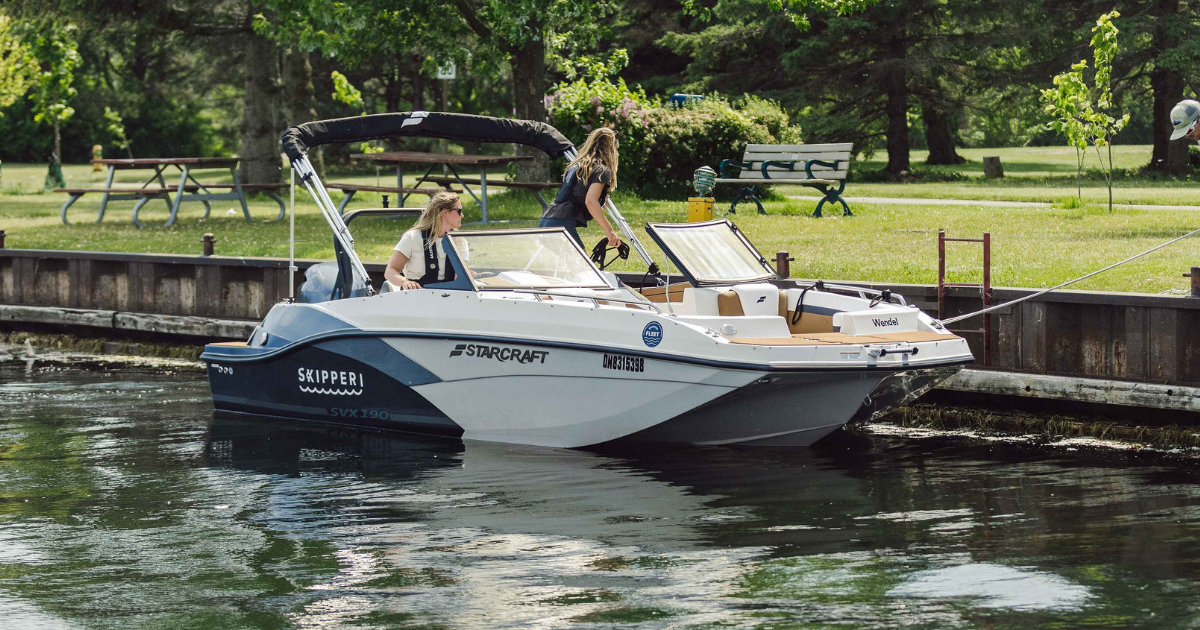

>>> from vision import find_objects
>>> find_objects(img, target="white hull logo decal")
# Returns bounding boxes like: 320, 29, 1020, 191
298, 367, 364, 396
642, 322, 663, 347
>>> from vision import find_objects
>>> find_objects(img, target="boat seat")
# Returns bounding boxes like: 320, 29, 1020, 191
639, 282, 689, 303
688, 284, 779, 317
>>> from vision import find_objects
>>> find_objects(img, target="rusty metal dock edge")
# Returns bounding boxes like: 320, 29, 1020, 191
2, 248, 1197, 412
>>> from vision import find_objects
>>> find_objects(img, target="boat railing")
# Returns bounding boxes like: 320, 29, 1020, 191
797, 281, 909, 307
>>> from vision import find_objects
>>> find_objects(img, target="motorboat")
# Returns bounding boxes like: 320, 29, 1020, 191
201, 112, 973, 447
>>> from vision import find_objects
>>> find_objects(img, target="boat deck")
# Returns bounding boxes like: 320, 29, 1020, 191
728, 331, 959, 346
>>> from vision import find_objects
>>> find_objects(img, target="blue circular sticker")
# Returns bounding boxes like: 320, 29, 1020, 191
642, 321, 664, 347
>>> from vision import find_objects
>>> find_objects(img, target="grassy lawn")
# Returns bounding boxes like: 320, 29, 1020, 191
3, 158, 1198, 294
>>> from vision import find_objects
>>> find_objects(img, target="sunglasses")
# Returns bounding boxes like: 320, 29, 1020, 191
450, 206, 464, 215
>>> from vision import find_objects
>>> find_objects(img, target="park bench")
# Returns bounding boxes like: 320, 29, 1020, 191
324, 183, 455, 214
55, 183, 285, 228
716, 143, 853, 217
423, 176, 560, 209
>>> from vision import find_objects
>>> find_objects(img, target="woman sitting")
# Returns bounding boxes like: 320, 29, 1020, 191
384, 191, 463, 290
539, 126, 623, 249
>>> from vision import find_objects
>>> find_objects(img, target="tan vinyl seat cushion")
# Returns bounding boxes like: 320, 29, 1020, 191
717, 291, 745, 316
639, 282, 690, 303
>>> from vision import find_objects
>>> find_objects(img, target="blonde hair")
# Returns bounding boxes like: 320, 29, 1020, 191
567, 127, 619, 190
412, 191, 461, 248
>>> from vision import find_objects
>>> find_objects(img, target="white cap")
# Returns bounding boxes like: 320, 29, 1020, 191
1170, 99, 1200, 140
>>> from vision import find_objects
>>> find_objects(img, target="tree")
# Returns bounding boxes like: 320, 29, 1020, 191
1042, 10, 1129, 212
661, 0, 1007, 176
26, 21, 79, 189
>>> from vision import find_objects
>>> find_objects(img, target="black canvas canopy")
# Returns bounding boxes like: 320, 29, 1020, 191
281, 111, 574, 161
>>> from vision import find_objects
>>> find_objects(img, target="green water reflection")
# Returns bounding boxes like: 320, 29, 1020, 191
2, 364, 1200, 628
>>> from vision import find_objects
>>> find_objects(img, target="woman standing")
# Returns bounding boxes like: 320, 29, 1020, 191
539, 127, 623, 249
384, 191, 464, 290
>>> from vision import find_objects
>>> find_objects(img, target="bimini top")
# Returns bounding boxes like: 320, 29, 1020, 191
645, 219, 777, 286
281, 111, 574, 162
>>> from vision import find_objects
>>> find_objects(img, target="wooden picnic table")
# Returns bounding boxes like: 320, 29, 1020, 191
57, 157, 284, 228
351, 151, 532, 223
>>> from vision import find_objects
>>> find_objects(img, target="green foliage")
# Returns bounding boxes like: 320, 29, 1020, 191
102, 107, 130, 156
330, 71, 365, 114
27, 22, 79, 132
682, 0, 882, 29
547, 76, 802, 197
0, 13, 34, 115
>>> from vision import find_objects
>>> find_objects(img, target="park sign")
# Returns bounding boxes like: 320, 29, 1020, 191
437, 61, 456, 80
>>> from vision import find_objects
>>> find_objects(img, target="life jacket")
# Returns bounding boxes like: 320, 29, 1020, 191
418, 229, 455, 285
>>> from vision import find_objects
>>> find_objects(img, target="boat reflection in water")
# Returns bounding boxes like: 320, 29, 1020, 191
202, 415, 1185, 628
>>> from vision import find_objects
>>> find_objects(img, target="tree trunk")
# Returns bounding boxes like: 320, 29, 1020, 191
1150, 0, 1190, 174
921, 99, 964, 165
241, 30, 283, 184
510, 36, 550, 182
883, 38, 910, 176
53, 119, 61, 165
283, 48, 323, 178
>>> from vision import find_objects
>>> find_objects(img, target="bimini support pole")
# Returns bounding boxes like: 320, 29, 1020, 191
292, 154, 375, 296
562, 148, 663, 284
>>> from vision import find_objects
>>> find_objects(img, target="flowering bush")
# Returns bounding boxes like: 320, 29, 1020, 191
547, 78, 802, 198
545, 76, 654, 191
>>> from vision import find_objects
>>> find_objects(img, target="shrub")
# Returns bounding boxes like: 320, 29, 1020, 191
547, 78, 802, 198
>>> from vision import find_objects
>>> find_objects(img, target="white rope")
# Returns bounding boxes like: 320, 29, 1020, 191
940, 224, 1200, 326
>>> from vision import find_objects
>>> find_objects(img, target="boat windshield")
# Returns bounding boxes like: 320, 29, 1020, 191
448, 228, 612, 290
645, 219, 776, 286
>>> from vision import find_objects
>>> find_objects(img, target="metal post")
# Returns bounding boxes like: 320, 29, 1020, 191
0, 229, 5, 249
1186, 267, 1200, 298
201, 233, 216, 257
983, 232, 992, 366
775, 251, 793, 279
937, 230, 946, 320
479, 166, 489, 224
382, 194, 389, 209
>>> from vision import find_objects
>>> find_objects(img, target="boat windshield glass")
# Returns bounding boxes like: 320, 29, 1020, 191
448, 228, 612, 290
645, 220, 776, 285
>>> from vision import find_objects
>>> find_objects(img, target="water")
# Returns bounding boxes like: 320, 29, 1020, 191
3, 364, 1200, 629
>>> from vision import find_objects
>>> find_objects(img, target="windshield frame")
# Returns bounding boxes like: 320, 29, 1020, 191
446, 227, 614, 291
644, 219, 777, 287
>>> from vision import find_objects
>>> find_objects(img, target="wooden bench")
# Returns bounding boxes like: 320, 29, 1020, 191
424, 176, 559, 209
55, 183, 285, 228
325, 183, 452, 214
716, 143, 853, 217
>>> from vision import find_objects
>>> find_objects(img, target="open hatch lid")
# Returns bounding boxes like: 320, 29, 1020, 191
445, 227, 613, 291
645, 219, 777, 286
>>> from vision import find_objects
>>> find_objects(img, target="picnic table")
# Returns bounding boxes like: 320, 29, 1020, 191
55, 157, 285, 228
347, 151, 554, 223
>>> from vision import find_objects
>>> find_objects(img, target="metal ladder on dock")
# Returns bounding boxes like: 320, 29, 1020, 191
938, 230, 992, 366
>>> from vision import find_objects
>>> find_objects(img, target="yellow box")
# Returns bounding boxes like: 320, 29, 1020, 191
688, 197, 714, 222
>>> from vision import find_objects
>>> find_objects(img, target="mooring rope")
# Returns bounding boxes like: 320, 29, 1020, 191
940, 224, 1200, 326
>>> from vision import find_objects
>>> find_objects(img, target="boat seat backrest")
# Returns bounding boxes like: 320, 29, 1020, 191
730, 284, 780, 317
683, 284, 779, 317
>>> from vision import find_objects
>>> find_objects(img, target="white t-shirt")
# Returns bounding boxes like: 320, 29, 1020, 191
394, 229, 449, 281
